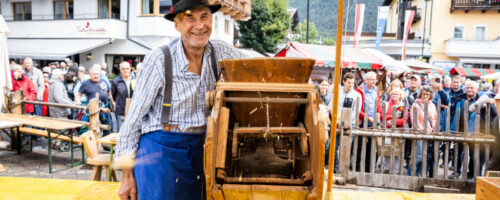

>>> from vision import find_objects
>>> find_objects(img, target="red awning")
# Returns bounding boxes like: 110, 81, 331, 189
449, 67, 500, 78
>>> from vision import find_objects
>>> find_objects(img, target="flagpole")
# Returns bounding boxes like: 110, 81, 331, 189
326, 0, 345, 196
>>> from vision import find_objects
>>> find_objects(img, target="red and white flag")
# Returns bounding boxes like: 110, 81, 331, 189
401, 10, 415, 61
353, 4, 365, 48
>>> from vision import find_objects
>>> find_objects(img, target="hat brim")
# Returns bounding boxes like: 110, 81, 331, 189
164, 4, 222, 21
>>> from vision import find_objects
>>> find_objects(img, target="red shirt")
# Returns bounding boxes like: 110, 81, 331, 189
12, 74, 37, 113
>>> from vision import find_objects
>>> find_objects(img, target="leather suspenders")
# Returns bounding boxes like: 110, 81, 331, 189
160, 42, 218, 130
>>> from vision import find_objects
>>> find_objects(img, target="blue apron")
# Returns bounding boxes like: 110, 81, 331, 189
134, 130, 205, 200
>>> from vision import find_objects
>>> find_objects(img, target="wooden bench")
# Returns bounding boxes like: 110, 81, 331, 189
19, 127, 82, 144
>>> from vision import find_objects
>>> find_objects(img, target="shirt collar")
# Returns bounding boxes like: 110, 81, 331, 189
177, 39, 212, 71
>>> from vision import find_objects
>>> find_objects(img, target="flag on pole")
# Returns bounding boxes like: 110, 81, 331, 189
375, 6, 389, 50
353, 4, 365, 48
401, 10, 415, 61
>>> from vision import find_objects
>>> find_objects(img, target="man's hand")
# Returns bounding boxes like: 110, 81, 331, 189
75, 101, 81, 106
119, 168, 137, 200
486, 98, 495, 104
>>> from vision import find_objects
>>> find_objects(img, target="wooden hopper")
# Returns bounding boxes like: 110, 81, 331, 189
205, 58, 325, 200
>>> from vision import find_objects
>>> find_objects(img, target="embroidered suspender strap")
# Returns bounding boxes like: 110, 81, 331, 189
160, 45, 173, 126
208, 42, 219, 81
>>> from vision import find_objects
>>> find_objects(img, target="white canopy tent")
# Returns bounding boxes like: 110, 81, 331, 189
0, 15, 12, 112
366, 49, 412, 75
481, 71, 500, 80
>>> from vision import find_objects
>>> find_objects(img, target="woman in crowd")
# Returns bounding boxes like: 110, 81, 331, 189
383, 79, 404, 101
407, 86, 437, 176
379, 88, 408, 173
11, 64, 37, 114
317, 79, 333, 106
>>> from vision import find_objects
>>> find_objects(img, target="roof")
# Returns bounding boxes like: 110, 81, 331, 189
449, 67, 500, 78
8, 38, 112, 60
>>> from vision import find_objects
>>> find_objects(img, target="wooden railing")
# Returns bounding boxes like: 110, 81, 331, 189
336, 97, 496, 192
451, 0, 500, 12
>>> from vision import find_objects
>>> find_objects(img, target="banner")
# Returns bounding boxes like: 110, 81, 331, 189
375, 6, 389, 50
353, 4, 365, 48
401, 10, 415, 61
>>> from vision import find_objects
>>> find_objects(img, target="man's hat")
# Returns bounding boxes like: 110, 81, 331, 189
164, 0, 222, 21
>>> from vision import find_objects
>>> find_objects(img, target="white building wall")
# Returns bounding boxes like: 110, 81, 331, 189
79, 39, 148, 69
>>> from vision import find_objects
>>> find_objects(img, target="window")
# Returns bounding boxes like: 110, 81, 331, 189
224, 19, 229, 34
495, 64, 500, 70
13, 2, 32, 21
54, 0, 74, 20
141, 0, 171, 15
453, 26, 464, 39
474, 26, 487, 40
98, 0, 120, 19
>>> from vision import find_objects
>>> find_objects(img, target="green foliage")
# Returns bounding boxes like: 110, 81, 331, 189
321, 36, 335, 45
292, 20, 318, 43
238, 0, 291, 54
288, 0, 384, 38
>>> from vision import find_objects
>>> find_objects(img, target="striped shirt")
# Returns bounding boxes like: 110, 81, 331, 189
116, 39, 245, 156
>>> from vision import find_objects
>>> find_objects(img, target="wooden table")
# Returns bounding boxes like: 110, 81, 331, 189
97, 133, 118, 181
0, 120, 22, 153
0, 177, 120, 199
0, 113, 85, 173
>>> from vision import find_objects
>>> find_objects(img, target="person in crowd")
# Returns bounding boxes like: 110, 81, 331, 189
75, 66, 113, 137
64, 71, 77, 101
11, 64, 37, 115
355, 71, 382, 172
408, 86, 437, 177
41, 72, 50, 116
74, 67, 89, 106
405, 74, 421, 107
60, 61, 67, 73
133, 63, 143, 78
479, 83, 493, 96
92, 63, 112, 89
48, 62, 58, 73
432, 77, 450, 131
449, 76, 465, 122
48, 69, 73, 118
111, 62, 135, 133
443, 76, 452, 92
66, 58, 79, 74
380, 88, 408, 173
326, 72, 361, 172
383, 79, 404, 101
42, 67, 51, 74
22, 57, 45, 116
318, 79, 333, 106
450, 80, 483, 179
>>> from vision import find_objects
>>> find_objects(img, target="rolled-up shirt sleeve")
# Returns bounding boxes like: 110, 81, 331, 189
116, 49, 164, 157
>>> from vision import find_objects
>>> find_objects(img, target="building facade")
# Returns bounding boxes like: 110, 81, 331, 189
1, 0, 250, 74
384, 0, 500, 70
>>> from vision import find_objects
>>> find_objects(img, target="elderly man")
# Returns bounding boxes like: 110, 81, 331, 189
12, 64, 37, 114
75, 66, 113, 136
111, 62, 134, 132
22, 57, 44, 115
405, 74, 421, 107
59, 62, 67, 73
116, 0, 245, 199
48, 69, 73, 118
66, 58, 78, 74
354, 71, 382, 172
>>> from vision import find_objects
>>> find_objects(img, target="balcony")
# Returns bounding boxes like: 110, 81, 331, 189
451, 0, 500, 13
5, 15, 126, 39
211, 0, 251, 21
445, 37, 500, 58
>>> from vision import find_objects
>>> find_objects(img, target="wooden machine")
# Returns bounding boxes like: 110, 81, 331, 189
204, 58, 325, 200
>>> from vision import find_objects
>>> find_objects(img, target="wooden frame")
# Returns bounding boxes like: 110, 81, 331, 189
12, 2, 31, 21
140, 0, 163, 16
53, 0, 73, 20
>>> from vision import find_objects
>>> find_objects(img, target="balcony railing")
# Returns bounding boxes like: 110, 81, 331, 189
3, 13, 125, 21
451, 0, 500, 12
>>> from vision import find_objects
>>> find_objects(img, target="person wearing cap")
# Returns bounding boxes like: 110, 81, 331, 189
116, 0, 245, 199
404, 74, 421, 107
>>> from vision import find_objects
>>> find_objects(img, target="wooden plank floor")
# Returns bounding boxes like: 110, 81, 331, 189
0, 177, 120, 200
328, 191, 475, 200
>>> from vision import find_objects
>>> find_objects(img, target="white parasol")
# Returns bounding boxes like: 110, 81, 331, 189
0, 15, 12, 112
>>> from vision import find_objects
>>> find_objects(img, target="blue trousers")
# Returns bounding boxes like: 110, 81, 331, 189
134, 130, 205, 200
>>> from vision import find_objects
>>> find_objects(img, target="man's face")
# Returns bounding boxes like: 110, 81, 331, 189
319, 81, 329, 94
23, 59, 33, 71
364, 76, 376, 88
452, 78, 461, 90
90, 71, 100, 82
175, 7, 213, 50
344, 78, 354, 91
60, 62, 66, 69
444, 78, 451, 87
78, 71, 85, 80
465, 84, 477, 98
120, 64, 131, 78
409, 78, 418, 89
432, 81, 441, 91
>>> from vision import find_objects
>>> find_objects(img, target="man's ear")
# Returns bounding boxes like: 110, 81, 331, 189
174, 20, 181, 32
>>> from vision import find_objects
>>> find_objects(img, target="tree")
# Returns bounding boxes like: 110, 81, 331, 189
238, 0, 290, 54
292, 20, 318, 43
